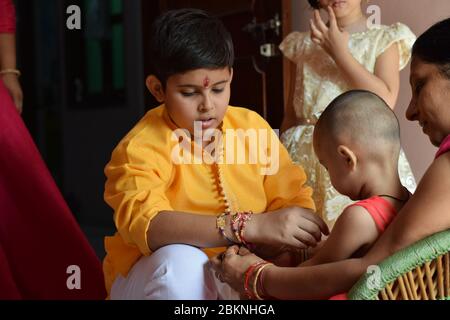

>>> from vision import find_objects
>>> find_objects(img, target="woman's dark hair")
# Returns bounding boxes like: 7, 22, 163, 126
412, 18, 450, 79
308, 0, 321, 9
149, 9, 234, 86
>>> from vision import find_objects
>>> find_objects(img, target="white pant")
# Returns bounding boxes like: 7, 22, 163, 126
110, 244, 240, 300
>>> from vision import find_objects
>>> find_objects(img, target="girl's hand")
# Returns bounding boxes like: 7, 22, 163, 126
310, 6, 350, 60
246, 207, 329, 250
211, 246, 266, 295
2, 74, 23, 114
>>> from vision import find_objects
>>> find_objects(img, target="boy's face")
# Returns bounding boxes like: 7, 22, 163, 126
152, 67, 232, 135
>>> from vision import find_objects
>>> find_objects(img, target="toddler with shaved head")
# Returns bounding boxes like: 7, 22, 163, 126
299, 90, 412, 269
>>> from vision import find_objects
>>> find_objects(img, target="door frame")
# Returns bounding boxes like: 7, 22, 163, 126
281, 0, 292, 113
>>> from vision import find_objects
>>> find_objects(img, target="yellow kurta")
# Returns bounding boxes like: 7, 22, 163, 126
103, 105, 315, 294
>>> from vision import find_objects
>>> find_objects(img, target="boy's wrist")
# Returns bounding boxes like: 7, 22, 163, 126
242, 213, 262, 244
224, 214, 239, 243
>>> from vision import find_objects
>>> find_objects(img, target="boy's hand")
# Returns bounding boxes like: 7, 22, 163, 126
245, 207, 329, 249
310, 6, 350, 60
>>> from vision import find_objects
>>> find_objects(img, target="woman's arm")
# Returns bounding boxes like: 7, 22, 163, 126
0, 33, 16, 70
300, 205, 379, 267
0, 34, 22, 112
363, 153, 450, 266
212, 246, 366, 299
263, 258, 366, 299
0, 0, 23, 113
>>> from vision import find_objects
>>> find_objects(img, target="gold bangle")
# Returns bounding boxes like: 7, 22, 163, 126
0, 69, 21, 77
216, 213, 236, 244
253, 262, 273, 300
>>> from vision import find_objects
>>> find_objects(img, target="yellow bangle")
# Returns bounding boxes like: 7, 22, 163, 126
0, 69, 21, 77
216, 212, 236, 244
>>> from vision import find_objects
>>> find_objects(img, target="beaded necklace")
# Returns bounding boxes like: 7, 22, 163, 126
378, 187, 411, 203
203, 126, 240, 215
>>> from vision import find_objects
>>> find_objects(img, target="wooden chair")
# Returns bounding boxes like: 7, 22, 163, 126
349, 230, 450, 300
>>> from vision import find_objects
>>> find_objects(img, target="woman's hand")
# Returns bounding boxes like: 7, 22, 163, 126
245, 207, 329, 250
211, 246, 266, 295
310, 6, 350, 60
2, 73, 23, 113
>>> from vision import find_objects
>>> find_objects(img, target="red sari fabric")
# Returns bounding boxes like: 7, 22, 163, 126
0, 0, 16, 33
436, 135, 450, 159
0, 81, 106, 299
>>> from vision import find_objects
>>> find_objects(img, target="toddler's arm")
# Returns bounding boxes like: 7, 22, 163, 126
300, 205, 379, 267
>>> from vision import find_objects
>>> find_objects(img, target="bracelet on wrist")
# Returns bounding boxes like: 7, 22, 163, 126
0, 69, 21, 77
216, 212, 237, 244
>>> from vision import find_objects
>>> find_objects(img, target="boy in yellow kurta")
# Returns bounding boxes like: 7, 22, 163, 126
103, 8, 329, 299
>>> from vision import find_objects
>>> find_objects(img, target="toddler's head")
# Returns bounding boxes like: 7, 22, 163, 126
313, 90, 401, 200
146, 9, 234, 135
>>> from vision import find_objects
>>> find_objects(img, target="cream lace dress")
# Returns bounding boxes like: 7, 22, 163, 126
279, 23, 417, 227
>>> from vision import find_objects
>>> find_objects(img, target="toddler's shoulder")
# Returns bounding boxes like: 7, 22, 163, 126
337, 204, 377, 230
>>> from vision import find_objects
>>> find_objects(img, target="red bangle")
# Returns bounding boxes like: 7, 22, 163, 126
244, 261, 267, 300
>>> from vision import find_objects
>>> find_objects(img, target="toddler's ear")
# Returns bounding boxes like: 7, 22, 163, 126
146, 75, 165, 103
337, 145, 357, 171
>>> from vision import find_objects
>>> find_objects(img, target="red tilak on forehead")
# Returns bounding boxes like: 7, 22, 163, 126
203, 76, 210, 88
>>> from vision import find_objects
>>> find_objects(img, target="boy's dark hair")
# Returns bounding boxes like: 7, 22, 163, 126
149, 9, 234, 86
412, 17, 450, 80
308, 0, 321, 9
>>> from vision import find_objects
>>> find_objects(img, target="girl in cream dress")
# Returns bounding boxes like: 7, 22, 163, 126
280, 1, 417, 227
